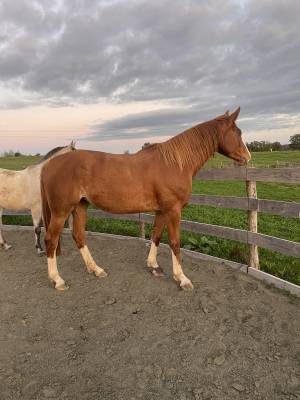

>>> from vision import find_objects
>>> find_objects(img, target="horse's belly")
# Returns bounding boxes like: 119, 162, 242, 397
0, 196, 28, 210
89, 189, 157, 214
0, 183, 29, 209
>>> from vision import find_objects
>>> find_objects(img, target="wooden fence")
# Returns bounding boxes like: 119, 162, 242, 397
4, 167, 300, 268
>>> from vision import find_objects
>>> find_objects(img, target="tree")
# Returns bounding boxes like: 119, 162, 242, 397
142, 142, 151, 149
289, 134, 300, 150
246, 140, 283, 152
271, 142, 282, 151
4, 150, 14, 157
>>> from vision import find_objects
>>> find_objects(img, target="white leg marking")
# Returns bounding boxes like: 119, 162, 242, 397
47, 254, 67, 291
171, 251, 193, 290
2, 242, 12, 250
147, 241, 164, 276
80, 245, 107, 278
147, 241, 159, 268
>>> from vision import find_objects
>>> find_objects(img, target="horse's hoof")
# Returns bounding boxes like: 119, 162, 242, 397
2, 243, 12, 250
55, 282, 69, 291
95, 269, 108, 278
37, 249, 45, 256
180, 281, 194, 290
150, 266, 164, 277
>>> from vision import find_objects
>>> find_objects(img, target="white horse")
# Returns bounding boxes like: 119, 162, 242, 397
0, 142, 75, 253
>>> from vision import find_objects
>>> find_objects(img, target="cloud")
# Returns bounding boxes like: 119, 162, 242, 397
86, 107, 300, 142
0, 0, 299, 140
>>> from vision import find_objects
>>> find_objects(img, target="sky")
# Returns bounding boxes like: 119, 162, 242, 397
0, 0, 300, 154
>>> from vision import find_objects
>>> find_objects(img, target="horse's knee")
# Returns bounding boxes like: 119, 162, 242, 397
45, 233, 56, 257
169, 240, 180, 256
72, 230, 85, 249
152, 234, 162, 247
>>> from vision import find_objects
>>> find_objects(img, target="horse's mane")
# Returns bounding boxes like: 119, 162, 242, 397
151, 118, 222, 170
36, 146, 65, 164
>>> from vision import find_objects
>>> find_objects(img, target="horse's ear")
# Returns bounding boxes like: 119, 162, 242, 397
70, 140, 76, 150
230, 107, 240, 122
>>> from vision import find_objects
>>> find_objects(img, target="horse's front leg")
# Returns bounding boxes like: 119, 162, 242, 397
0, 208, 11, 250
166, 207, 193, 290
147, 211, 165, 276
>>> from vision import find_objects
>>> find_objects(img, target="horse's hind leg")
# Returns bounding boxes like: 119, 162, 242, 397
166, 207, 193, 290
45, 215, 68, 291
0, 208, 12, 250
147, 211, 165, 276
31, 206, 44, 255
72, 201, 107, 278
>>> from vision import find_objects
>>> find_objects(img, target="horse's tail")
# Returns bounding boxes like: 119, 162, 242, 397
41, 177, 61, 256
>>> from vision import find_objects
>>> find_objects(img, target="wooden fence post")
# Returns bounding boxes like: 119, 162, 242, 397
246, 181, 259, 269
139, 214, 145, 239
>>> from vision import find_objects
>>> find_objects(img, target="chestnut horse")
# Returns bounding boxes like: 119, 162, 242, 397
41, 108, 250, 291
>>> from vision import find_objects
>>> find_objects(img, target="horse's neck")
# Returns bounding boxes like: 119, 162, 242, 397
177, 124, 219, 176
191, 137, 218, 175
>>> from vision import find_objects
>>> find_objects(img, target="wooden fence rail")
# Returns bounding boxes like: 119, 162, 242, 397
190, 195, 300, 218
3, 167, 300, 269
195, 167, 300, 183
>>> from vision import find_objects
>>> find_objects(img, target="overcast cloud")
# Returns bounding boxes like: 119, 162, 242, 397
0, 0, 299, 143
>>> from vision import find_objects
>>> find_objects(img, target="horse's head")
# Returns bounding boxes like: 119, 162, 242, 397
217, 107, 251, 165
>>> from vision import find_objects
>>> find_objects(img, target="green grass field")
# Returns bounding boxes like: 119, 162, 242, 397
1, 151, 299, 285
204, 150, 300, 168
0, 155, 41, 170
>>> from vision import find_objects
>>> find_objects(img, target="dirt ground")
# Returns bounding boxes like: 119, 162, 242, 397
0, 229, 299, 400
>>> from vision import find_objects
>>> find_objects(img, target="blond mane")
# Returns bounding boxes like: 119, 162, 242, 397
154, 119, 221, 170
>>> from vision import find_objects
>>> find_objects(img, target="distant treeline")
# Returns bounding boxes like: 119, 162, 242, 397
246, 141, 287, 152
0, 150, 40, 157
247, 134, 300, 152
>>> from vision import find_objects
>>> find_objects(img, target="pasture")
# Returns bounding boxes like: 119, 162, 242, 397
204, 150, 300, 168
1, 151, 299, 285
0, 229, 299, 399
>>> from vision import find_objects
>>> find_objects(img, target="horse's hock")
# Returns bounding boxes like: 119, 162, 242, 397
0, 228, 299, 400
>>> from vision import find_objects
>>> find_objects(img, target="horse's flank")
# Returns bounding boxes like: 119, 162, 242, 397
0, 167, 41, 210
